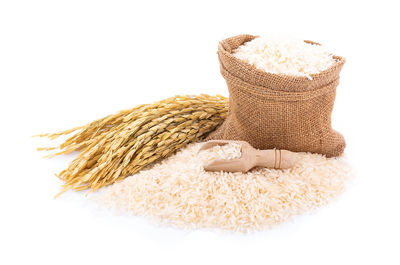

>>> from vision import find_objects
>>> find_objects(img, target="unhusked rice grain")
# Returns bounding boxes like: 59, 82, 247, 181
94, 142, 353, 232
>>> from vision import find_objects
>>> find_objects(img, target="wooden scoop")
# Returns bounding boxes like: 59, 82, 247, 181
199, 140, 299, 172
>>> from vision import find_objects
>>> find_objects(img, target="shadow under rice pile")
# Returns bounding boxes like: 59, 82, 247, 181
94, 142, 353, 232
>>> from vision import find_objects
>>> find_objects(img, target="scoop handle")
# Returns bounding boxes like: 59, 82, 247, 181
255, 149, 298, 169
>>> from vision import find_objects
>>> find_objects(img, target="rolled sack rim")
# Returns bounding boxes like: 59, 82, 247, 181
219, 65, 340, 102
217, 34, 346, 93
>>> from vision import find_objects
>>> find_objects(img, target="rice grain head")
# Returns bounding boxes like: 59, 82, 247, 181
36, 94, 228, 196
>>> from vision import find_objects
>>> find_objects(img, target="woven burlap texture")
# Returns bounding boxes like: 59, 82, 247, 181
207, 34, 346, 157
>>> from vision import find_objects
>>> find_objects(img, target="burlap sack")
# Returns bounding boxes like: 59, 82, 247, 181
207, 34, 346, 157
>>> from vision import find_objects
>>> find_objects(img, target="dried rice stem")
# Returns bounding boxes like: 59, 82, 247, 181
37, 94, 228, 196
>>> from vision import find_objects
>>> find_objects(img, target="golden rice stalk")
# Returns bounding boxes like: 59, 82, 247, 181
37, 94, 228, 196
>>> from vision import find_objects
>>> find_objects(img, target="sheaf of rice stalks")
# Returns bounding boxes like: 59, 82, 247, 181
36, 94, 228, 197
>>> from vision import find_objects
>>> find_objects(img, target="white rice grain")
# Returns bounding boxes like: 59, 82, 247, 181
197, 142, 242, 165
94, 143, 353, 232
232, 36, 336, 79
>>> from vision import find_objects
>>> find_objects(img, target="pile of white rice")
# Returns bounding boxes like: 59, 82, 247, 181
94, 142, 353, 232
232, 36, 336, 79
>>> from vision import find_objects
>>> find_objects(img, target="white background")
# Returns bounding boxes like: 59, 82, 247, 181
1, 0, 399, 264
